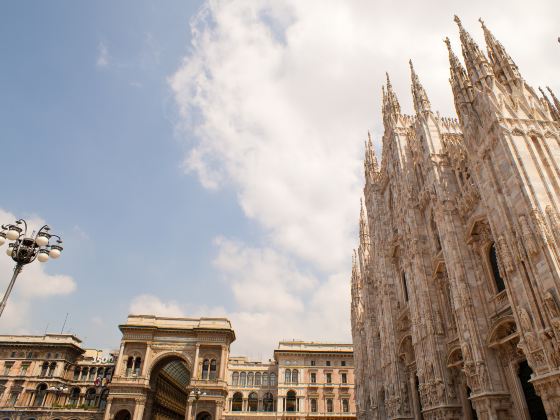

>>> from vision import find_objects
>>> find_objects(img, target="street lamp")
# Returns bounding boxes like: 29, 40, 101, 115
0, 219, 64, 318
189, 387, 207, 420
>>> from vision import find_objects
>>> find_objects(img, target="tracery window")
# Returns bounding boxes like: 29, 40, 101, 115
84, 388, 96, 407
489, 243, 506, 293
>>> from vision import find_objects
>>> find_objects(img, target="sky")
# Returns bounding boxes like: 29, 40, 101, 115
0, 0, 558, 359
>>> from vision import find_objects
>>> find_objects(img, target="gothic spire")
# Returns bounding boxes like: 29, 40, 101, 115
445, 37, 472, 120
409, 60, 431, 114
359, 198, 370, 245
479, 18, 521, 88
454, 15, 492, 86
547, 87, 560, 113
382, 73, 401, 124
540, 87, 560, 121
364, 131, 379, 174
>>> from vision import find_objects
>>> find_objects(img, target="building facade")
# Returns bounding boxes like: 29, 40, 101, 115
351, 16, 560, 420
0, 334, 115, 420
0, 320, 355, 420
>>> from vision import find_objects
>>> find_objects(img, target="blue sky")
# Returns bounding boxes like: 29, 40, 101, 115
0, 0, 558, 357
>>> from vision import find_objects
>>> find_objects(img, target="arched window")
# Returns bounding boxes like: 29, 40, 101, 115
81, 367, 89, 380
291, 369, 298, 384
326, 398, 333, 413
202, 359, 209, 380
247, 372, 254, 386
270, 373, 276, 386
34, 384, 47, 406
255, 372, 261, 386
402, 272, 409, 302
232, 392, 243, 411
240, 372, 247, 386
209, 359, 217, 380
99, 389, 109, 410
48, 362, 57, 377
84, 388, 96, 407
40, 362, 48, 377
262, 373, 269, 386
285, 369, 291, 384
89, 367, 96, 381
263, 392, 274, 412
310, 399, 317, 412
232, 372, 239, 386
68, 387, 80, 406
133, 357, 141, 376
248, 392, 258, 411
489, 243, 506, 292
286, 390, 297, 412
125, 357, 133, 376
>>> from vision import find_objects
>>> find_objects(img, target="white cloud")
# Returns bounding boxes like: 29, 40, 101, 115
0, 209, 77, 331
96, 42, 110, 68
169, 0, 559, 356
130, 294, 186, 317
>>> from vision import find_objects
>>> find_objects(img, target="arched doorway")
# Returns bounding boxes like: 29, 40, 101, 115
114, 410, 131, 420
518, 360, 547, 419
146, 356, 191, 420
196, 412, 211, 420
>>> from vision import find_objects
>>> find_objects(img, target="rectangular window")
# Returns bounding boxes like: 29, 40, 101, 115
310, 372, 316, 383
310, 399, 317, 413
326, 398, 333, 413
326, 373, 332, 384
8, 392, 19, 406
341, 361, 346, 366
3, 362, 13, 376
342, 399, 349, 413
341, 373, 347, 384
326, 361, 331, 366
310, 360, 315, 366
20, 363, 29, 376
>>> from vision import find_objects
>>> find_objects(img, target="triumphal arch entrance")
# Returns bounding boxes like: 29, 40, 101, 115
103, 315, 235, 420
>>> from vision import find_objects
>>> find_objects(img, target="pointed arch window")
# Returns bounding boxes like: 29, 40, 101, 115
248, 392, 258, 411
489, 243, 506, 292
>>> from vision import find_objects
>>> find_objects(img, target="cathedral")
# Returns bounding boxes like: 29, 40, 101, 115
350, 16, 560, 420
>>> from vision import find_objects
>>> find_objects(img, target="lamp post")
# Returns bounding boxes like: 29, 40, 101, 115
189, 387, 207, 420
0, 219, 63, 318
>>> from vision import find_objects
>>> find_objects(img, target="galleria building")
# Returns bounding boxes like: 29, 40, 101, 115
350, 16, 560, 420
0, 316, 355, 420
